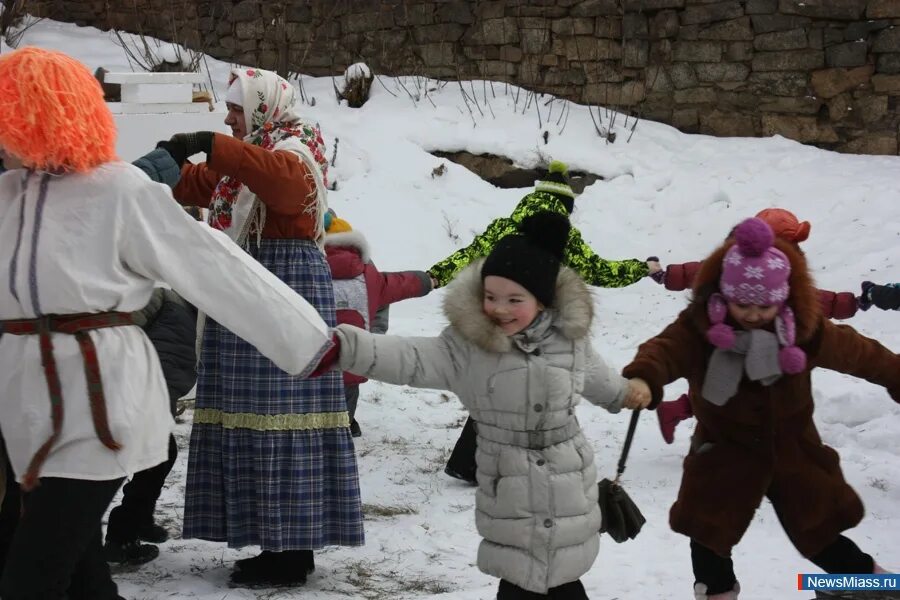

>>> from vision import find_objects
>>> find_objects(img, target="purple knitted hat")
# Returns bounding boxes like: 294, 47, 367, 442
707, 217, 806, 374
720, 218, 790, 306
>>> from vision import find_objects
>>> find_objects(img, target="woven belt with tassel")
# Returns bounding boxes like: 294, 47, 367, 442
1, 312, 134, 489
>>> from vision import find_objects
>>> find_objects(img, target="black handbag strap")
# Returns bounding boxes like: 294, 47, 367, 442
614, 409, 641, 483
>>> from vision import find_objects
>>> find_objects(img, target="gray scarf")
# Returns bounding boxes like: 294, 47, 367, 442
701, 329, 783, 406
511, 310, 554, 354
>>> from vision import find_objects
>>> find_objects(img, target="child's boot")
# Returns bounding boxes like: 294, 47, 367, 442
657, 394, 693, 444
694, 582, 740, 600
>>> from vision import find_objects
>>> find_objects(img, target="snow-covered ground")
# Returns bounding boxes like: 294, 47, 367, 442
5, 18, 900, 600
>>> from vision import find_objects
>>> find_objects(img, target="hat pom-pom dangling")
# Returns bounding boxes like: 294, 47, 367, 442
775, 305, 806, 374
779, 346, 806, 374
706, 293, 735, 349
734, 217, 775, 257
708, 323, 736, 348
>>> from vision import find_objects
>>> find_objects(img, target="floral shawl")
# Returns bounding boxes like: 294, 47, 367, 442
208, 67, 329, 246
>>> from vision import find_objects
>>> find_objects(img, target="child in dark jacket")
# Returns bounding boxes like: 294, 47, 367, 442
624, 218, 900, 600
324, 213, 433, 437
623, 219, 900, 600
103, 289, 197, 565
657, 208, 858, 444
859, 282, 900, 312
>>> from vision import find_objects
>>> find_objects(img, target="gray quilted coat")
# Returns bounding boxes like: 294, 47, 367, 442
335, 260, 627, 593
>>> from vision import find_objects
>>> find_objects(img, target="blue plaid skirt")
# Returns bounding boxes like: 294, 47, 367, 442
184, 239, 364, 550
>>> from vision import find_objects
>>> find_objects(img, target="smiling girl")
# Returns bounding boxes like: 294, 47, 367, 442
315, 211, 650, 599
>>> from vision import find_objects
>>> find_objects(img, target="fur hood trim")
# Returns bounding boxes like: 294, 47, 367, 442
323, 230, 371, 263
442, 259, 594, 353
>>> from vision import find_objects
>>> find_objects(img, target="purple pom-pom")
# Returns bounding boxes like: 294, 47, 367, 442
707, 323, 736, 349
779, 346, 806, 374
733, 217, 774, 257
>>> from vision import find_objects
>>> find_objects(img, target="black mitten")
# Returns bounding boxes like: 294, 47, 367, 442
155, 140, 188, 167
168, 132, 214, 160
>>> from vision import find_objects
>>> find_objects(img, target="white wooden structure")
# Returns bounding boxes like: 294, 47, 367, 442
105, 71, 207, 114
104, 71, 229, 162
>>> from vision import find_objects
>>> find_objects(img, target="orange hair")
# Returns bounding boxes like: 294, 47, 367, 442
755, 208, 811, 243
0, 47, 116, 172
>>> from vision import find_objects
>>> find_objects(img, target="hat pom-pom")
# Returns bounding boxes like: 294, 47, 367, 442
548, 160, 568, 175
779, 345, 806, 374
707, 323, 736, 349
519, 211, 571, 260
734, 217, 775, 257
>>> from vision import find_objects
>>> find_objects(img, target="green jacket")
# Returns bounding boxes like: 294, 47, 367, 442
428, 191, 649, 288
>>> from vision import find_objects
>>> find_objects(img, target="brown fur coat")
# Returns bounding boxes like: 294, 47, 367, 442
623, 237, 900, 557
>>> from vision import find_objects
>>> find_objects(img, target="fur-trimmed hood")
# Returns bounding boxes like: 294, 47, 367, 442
688, 235, 822, 343
323, 230, 371, 262
443, 259, 594, 353
324, 230, 371, 279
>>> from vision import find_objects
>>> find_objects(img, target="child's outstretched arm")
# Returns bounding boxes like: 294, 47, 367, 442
582, 342, 629, 413
375, 267, 433, 307
664, 261, 703, 292
818, 288, 859, 320
427, 217, 516, 287
621, 310, 702, 408
564, 226, 651, 288
334, 324, 469, 393
811, 320, 900, 400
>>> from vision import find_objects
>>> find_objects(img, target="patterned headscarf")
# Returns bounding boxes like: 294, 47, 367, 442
207, 67, 329, 238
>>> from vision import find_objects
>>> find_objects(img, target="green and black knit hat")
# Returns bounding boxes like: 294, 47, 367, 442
534, 160, 575, 214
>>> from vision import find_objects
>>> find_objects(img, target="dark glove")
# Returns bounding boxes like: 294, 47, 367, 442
858, 281, 875, 311
871, 283, 900, 311
155, 140, 188, 167
162, 132, 215, 163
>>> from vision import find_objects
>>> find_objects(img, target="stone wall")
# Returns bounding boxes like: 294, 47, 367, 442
28, 0, 900, 154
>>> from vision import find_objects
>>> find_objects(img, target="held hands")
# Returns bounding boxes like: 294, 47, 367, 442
624, 378, 652, 410
646, 256, 665, 285
156, 132, 215, 167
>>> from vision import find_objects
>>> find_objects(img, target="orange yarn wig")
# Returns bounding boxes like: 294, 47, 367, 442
0, 47, 116, 172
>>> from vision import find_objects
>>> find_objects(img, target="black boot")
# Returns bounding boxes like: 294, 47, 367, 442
230, 550, 313, 588
135, 522, 169, 544
102, 539, 159, 565
236, 550, 315, 574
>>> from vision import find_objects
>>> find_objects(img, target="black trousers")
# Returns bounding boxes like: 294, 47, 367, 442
445, 416, 477, 480
692, 535, 874, 595
0, 452, 21, 573
106, 434, 178, 543
497, 579, 589, 599
0, 477, 124, 600
345, 384, 360, 420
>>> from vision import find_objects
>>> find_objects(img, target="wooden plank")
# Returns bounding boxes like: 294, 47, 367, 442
120, 83, 194, 104
107, 102, 208, 114
104, 72, 204, 84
